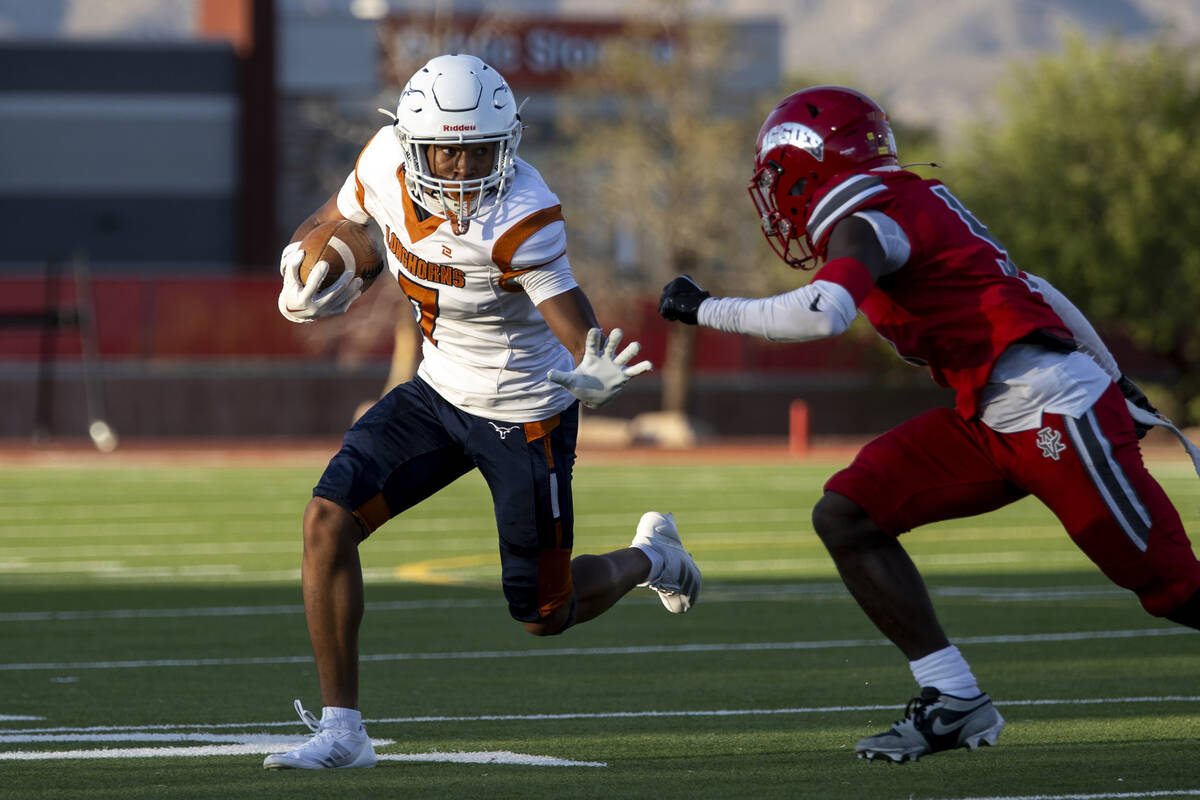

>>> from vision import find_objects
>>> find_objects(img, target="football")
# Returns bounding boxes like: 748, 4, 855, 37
297, 219, 384, 292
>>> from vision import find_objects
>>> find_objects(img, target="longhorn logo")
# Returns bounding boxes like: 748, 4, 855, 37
489, 422, 520, 440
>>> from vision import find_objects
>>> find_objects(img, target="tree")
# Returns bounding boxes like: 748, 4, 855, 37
544, 6, 779, 424
950, 34, 1200, 422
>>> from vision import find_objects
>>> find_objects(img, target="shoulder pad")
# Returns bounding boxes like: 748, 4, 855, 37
807, 172, 887, 256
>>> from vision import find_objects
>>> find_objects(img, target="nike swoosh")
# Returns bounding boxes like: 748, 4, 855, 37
928, 702, 991, 736
809, 295, 823, 312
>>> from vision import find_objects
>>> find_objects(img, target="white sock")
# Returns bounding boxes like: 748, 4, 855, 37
632, 543, 664, 583
909, 645, 981, 697
321, 706, 363, 730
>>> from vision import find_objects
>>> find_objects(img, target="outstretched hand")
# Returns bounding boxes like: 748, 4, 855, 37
658, 275, 711, 325
547, 328, 653, 408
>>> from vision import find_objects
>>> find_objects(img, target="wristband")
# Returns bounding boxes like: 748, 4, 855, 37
813, 257, 875, 307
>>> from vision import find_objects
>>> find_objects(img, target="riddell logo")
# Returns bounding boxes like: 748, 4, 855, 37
443, 124, 476, 132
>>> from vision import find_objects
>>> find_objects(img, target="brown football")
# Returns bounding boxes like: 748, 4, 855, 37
297, 219, 384, 292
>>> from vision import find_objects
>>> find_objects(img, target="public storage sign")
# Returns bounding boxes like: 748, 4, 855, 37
379, 15, 678, 90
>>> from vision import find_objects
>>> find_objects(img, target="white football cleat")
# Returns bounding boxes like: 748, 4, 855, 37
263, 699, 377, 770
632, 511, 701, 613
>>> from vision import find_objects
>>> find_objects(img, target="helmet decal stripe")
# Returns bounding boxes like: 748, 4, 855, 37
807, 174, 885, 245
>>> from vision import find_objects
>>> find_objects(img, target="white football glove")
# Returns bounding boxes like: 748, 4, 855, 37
547, 327, 653, 409
277, 241, 363, 324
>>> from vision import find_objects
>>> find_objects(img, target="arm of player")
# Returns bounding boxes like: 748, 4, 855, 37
537, 287, 652, 408
658, 216, 883, 341
1023, 271, 1187, 444
669, 276, 861, 341
1022, 272, 1161, 437
286, 191, 360, 250
1023, 272, 1121, 381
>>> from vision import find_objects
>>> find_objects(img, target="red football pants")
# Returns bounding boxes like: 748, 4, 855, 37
826, 383, 1200, 616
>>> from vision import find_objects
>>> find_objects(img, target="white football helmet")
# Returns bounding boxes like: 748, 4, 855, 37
394, 53, 522, 226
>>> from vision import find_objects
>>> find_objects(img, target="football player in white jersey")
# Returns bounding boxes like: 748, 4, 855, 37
263, 54, 702, 771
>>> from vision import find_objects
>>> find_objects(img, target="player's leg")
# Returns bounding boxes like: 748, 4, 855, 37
811, 492, 949, 660
301, 497, 366, 710
468, 403, 697, 637
572, 509, 701, 622
303, 379, 472, 703
815, 408, 1025, 659
265, 379, 473, 770
562, 548, 653, 627
474, 402, 633, 635
267, 513, 370, 769
815, 409, 1019, 761
1027, 384, 1200, 629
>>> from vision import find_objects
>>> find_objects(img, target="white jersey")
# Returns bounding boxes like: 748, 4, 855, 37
336, 127, 578, 422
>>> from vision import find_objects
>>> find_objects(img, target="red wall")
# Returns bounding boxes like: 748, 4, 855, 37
0, 275, 871, 372
0, 276, 320, 360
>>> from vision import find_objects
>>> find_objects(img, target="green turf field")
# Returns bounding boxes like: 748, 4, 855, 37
1, 454, 1199, 799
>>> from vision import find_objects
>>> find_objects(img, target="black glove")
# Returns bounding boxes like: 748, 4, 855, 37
658, 275, 711, 325
1117, 374, 1158, 439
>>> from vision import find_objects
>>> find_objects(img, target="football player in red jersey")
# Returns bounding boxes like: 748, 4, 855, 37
659, 85, 1200, 763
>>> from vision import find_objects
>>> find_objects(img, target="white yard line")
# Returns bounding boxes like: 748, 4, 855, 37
0, 730, 601, 767
2, 695, 1197, 736
0, 551, 1096, 581
926, 792, 1200, 800
0, 695, 1193, 769
0, 584, 1129, 623
0, 744, 602, 766
377, 751, 605, 767
0, 626, 1192, 673
0, 598, 498, 622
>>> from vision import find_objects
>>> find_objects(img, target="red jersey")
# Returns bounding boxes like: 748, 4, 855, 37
806, 169, 1073, 419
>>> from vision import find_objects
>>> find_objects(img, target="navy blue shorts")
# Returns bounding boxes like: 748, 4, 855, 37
314, 376, 579, 623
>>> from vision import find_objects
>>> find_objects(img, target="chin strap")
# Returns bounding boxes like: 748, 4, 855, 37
1127, 402, 1200, 480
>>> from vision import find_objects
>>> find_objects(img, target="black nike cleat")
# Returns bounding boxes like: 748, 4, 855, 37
855, 686, 1004, 763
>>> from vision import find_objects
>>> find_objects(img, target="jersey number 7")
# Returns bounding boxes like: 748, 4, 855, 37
396, 272, 440, 344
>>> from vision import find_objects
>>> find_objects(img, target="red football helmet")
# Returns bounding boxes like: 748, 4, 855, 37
748, 86, 898, 269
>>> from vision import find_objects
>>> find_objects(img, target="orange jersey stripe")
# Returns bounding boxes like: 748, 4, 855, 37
351, 130, 387, 215
396, 165, 444, 242
492, 205, 565, 272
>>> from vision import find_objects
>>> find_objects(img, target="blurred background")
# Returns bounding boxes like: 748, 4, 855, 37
1, 0, 1198, 450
